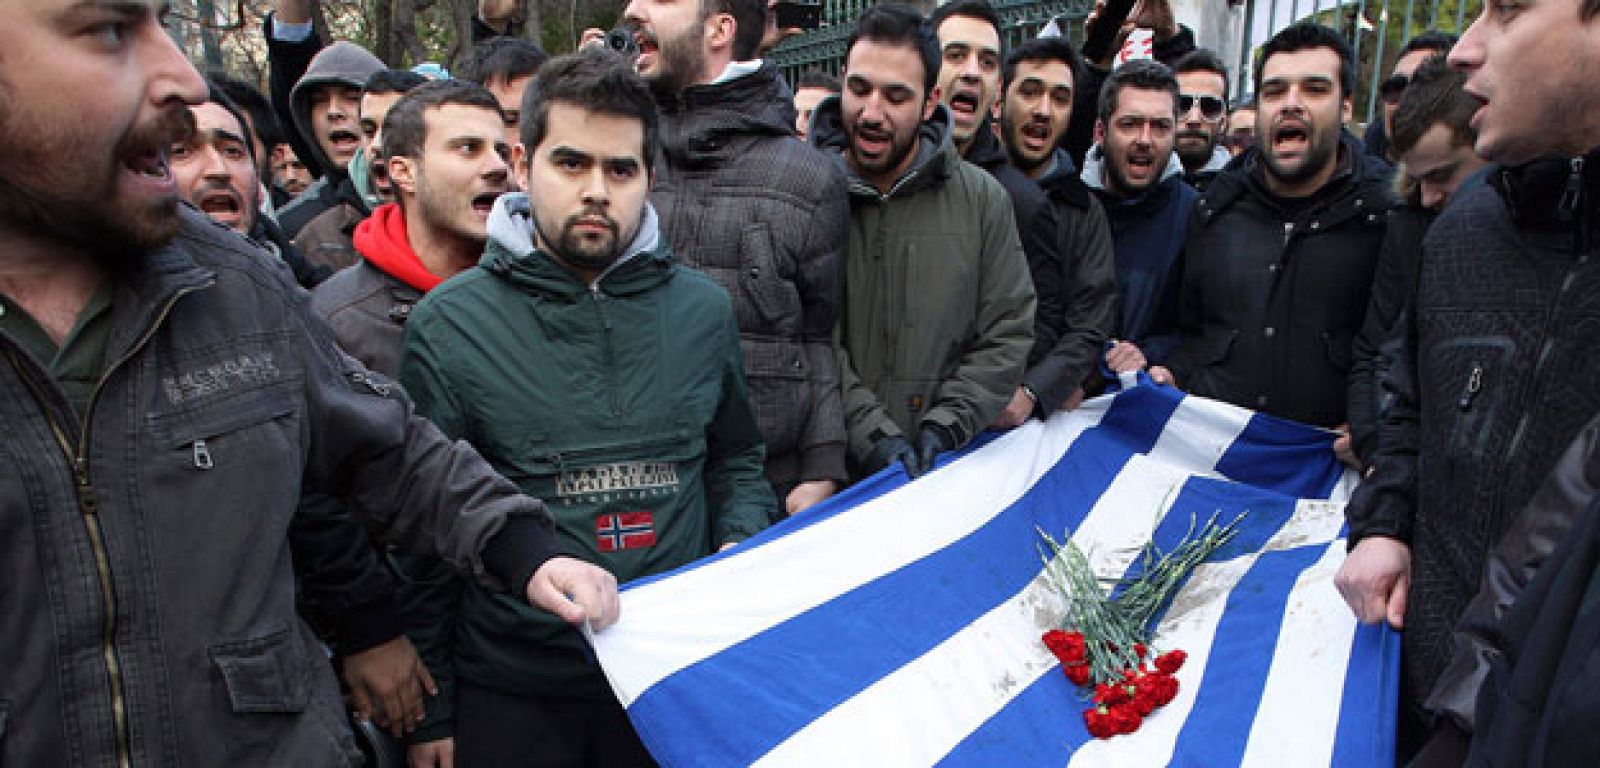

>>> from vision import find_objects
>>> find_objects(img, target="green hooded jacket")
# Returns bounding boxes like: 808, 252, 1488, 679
396, 195, 775, 736
810, 98, 1037, 469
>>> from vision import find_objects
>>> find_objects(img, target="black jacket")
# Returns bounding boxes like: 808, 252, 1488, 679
967, 121, 1116, 413
1348, 199, 1436, 466
1425, 414, 1600, 737
1346, 150, 1600, 710
1164, 137, 1388, 425
1166, 136, 1390, 427
650, 64, 848, 489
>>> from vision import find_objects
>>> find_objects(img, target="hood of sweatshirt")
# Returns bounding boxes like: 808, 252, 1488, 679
289, 41, 383, 176
482, 193, 669, 298
1080, 143, 1184, 192
352, 203, 444, 293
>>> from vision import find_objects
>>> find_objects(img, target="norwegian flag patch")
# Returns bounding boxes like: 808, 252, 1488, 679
596, 512, 658, 552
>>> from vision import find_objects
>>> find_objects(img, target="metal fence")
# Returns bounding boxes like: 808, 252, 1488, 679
769, 0, 1482, 126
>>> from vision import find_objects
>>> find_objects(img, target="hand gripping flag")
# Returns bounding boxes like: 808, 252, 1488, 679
590, 383, 1400, 767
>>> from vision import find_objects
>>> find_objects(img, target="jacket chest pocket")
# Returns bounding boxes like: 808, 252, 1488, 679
148, 384, 300, 473
1427, 336, 1517, 467
738, 223, 802, 330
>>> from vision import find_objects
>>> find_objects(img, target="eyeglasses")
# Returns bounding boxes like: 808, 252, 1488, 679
1380, 74, 1410, 105
1178, 93, 1227, 122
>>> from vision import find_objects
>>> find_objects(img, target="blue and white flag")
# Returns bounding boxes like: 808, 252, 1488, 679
591, 384, 1400, 767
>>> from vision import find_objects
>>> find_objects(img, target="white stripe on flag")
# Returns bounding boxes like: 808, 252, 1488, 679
596, 405, 1107, 704
1239, 539, 1355, 767
749, 453, 1208, 766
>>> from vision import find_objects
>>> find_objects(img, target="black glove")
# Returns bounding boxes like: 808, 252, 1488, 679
912, 424, 956, 478
868, 434, 919, 476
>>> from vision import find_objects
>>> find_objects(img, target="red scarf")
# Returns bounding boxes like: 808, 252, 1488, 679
352, 203, 445, 292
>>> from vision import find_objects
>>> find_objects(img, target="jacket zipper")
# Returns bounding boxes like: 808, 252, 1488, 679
6, 281, 207, 768
1282, 221, 1294, 248
589, 284, 619, 416
1457, 364, 1483, 410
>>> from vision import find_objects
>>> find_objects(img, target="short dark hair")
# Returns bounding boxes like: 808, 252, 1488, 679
706, 0, 768, 62
929, 0, 1003, 52
1254, 22, 1356, 99
1002, 36, 1084, 94
846, 3, 941, 95
209, 74, 281, 150
797, 69, 841, 93
1172, 48, 1230, 106
520, 49, 659, 168
1589, 0, 1600, 20
1097, 59, 1180, 122
202, 80, 257, 163
364, 69, 428, 97
1390, 54, 1477, 156
1397, 30, 1457, 60
381, 80, 505, 161
458, 37, 550, 86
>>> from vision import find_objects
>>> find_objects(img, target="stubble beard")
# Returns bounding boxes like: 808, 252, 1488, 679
0, 99, 193, 278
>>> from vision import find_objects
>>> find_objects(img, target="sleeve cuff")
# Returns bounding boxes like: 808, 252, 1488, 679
799, 442, 848, 483
270, 16, 316, 43
333, 593, 406, 656
480, 513, 565, 596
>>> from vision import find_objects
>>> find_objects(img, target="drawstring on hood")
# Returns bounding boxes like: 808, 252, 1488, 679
352, 203, 445, 292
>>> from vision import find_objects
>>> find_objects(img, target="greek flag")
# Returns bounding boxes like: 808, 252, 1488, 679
590, 383, 1399, 767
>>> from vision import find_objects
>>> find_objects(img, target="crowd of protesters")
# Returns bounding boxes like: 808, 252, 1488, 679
0, 0, 1597, 765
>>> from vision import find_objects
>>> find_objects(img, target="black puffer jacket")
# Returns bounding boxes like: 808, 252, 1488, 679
1166, 136, 1391, 427
650, 64, 848, 490
967, 119, 1116, 413
1346, 149, 1600, 711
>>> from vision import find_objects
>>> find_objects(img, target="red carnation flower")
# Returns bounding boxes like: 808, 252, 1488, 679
1155, 649, 1187, 675
1109, 703, 1144, 735
1042, 630, 1088, 663
1084, 706, 1119, 738
1064, 662, 1090, 686
1133, 642, 1147, 659
1145, 672, 1180, 706
1093, 682, 1132, 706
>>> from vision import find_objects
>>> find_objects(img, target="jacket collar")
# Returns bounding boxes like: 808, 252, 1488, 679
1490, 149, 1600, 250
1197, 132, 1389, 224
103, 207, 222, 360
810, 95, 958, 201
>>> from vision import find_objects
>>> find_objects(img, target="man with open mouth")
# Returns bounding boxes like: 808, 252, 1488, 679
934, 0, 1116, 430
810, 2, 1036, 481
313, 80, 512, 380
1339, 0, 1600, 761
621, 0, 852, 519
1079, 59, 1191, 389
0, 2, 622, 766
1163, 23, 1389, 435
169, 82, 326, 289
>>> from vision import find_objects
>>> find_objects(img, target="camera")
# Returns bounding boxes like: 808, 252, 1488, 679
604, 28, 638, 57
773, 1, 822, 31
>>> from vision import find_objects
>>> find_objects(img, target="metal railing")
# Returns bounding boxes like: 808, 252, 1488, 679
770, 0, 1094, 84
769, 0, 1483, 126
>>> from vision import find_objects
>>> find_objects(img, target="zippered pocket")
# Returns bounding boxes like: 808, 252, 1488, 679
1428, 337, 1517, 468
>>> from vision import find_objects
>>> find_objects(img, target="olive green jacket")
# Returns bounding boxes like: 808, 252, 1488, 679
811, 99, 1036, 469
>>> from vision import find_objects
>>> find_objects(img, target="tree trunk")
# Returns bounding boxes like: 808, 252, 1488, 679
394, 0, 428, 66
446, 0, 476, 71
370, 0, 396, 65
523, 0, 543, 45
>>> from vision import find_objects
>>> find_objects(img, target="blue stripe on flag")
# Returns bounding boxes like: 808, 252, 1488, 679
1215, 412, 1344, 500
936, 661, 1090, 767
1167, 543, 1330, 766
625, 391, 1183, 766
1330, 623, 1401, 767
939, 475, 1304, 767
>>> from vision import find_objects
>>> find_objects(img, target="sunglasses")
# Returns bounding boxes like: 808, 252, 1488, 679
1380, 74, 1410, 104
1178, 93, 1226, 121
